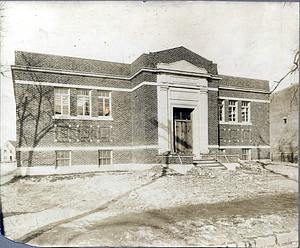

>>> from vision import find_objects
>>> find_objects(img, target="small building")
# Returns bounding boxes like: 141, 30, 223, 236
11, 47, 270, 174
1, 141, 17, 162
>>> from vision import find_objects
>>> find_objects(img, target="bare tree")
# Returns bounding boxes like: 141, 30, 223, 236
270, 50, 299, 94
16, 54, 56, 167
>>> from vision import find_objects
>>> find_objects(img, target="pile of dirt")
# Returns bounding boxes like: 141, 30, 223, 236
186, 167, 218, 178
239, 161, 269, 174
164, 167, 183, 176
134, 165, 165, 180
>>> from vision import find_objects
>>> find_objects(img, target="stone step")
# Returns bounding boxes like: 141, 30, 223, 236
193, 160, 219, 164
193, 159, 227, 170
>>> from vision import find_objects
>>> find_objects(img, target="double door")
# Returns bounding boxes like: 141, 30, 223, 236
173, 108, 193, 155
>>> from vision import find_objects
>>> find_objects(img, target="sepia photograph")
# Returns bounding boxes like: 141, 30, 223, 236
0, 1, 299, 247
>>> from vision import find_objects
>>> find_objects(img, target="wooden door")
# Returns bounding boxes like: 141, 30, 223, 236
174, 120, 193, 155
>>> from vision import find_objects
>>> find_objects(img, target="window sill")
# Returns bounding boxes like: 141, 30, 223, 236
219, 122, 252, 126
53, 115, 113, 121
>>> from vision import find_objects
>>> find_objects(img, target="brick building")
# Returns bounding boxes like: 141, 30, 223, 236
270, 83, 298, 163
11, 46, 270, 174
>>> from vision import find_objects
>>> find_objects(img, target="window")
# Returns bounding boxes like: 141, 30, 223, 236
54, 88, 70, 115
4, 156, 7, 160
77, 89, 91, 116
99, 150, 112, 166
242, 149, 251, 160
173, 108, 193, 120
56, 151, 70, 167
98, 91, 111, 116
10, 150, 12, 153
10, 156, 12, 161
242, 101, 250, 123
218, 99, 224, 122
4, 150, 7, 153
229, 100, 237, 122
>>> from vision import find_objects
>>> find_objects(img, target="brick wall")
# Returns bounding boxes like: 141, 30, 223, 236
14, 72, 158, 167
219, 75, 269, 91
208, 90, 219, 145
250, 102, 270, 146
208, 147, 270, 161
219, 89, 269, 101
131, 72, 157, 87
132, 85, 158, 146
15, 51, 131, 76
132, 149, 158, 164
218, 103, 269, 147
17, 151, 56, 167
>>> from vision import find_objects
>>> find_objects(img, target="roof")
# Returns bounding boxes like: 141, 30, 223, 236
131, 46, 218, 75
219, 75, 270, 92
7, 141, 17, 147
2, 140, 17, 148
14, 46, 218, 76
15, 51, 131, 76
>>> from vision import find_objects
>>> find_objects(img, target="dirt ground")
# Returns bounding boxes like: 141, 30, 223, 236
1, 161, 298, 247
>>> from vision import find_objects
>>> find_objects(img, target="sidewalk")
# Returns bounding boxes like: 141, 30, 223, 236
264, 163, 298, 181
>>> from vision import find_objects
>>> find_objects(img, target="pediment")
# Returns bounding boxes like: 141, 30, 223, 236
157, 60, 208, 74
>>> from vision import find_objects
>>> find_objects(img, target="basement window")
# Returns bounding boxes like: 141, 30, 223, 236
241, 149, 251, 161
98, 150, 112, 166
56, 150, 71, 167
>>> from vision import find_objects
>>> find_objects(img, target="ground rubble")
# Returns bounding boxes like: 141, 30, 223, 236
0, 161, 298, 247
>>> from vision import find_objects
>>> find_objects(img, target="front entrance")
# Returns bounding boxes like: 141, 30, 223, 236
173, 108, 193, 155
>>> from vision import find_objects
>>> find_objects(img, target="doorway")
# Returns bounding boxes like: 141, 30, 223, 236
173, 108, 193, 155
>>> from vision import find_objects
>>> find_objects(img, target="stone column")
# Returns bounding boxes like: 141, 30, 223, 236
157, 85, 170, 154
199, 88, 209, 154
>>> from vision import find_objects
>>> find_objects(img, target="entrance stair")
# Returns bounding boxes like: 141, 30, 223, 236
193, 157, 227, 170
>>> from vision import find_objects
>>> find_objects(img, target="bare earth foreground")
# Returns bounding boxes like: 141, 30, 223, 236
1, 162, 298, 247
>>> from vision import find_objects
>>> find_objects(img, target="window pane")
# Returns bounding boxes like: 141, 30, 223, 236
77, 97, 83, 115
62, 96, 69, 105
104, 99, 110, 116
56, 152, 61, 159
55, 97, 61, 114
85, 99, 90, 115
182, 112, 190, 120
219, 106, 223, 121
99, 99, 104, 116
63, 106, 68, 115
62, 88, 69, 94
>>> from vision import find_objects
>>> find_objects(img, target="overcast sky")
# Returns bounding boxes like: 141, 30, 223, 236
1, 1, 299, 145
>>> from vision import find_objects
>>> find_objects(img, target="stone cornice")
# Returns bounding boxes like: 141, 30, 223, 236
11, 65, 221, 81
